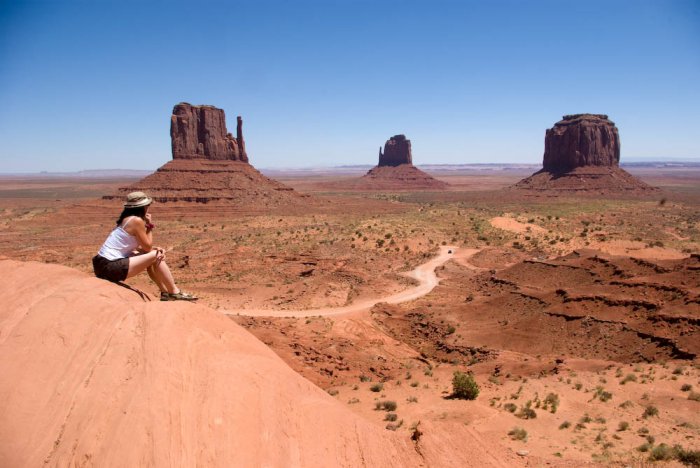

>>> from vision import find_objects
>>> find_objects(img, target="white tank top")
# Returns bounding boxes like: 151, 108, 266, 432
98, 217, 140, 260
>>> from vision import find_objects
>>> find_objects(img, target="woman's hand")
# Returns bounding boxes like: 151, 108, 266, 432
154, 247, 166, 264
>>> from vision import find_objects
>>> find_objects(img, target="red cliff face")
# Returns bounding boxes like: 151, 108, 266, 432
543, 114, 619, 172
378, 135, 412, 167
170, 103, 248, 162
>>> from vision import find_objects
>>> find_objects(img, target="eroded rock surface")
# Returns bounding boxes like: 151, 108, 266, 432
171, 102, 248, 162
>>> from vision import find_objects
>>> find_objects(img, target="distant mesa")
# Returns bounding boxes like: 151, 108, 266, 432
330, 134, 447, 190
106, 103, 301, 205
514, 114, 658, 193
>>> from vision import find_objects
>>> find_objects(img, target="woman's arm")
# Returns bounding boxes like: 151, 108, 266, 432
129, 217, 154, 252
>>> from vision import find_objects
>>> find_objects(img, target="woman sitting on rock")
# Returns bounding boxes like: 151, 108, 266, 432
92, 191, 197, 301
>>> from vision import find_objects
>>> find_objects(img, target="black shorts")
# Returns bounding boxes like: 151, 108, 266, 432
92, 255, 129, 282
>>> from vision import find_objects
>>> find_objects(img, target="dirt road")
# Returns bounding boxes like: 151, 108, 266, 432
223, 245, 470, 318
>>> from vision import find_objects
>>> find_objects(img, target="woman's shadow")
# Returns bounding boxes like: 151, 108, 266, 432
114, 281, 152, 302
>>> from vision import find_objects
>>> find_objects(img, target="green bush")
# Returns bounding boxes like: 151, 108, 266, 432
452, 371, 479, 400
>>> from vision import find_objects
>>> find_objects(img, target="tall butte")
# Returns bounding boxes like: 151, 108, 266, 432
345, 134, 447, 190
106, 103, 300, 205
514, 114, 657, 192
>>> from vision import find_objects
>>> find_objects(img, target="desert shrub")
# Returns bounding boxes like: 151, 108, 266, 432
451, 371, 479, 400
673, 366, 685, 375
407, 396, 418, 403
680, 384, 692, 392
369, 383, 384, 392
385, 419, 403, 431
410, 381, 419, 387
559, 421, 571, 430
593, 386, 612, 402
617, 421, 630, 431
688, 391, 700, 401
508, 427, 528, 441
516, 406, 537, 420
503, 403, 517, 413
384, 413, 398, 421
637, 442, 652, 453
580, 414, 593, 424
620, 373, 637, 385
544, 393, 560, 413
675, 446, 700, 466
374, 400, 398, 411
643, 406, 659, 418
619, 400, 634, 409
359, 375, 372, 382
649, 443, 675, 461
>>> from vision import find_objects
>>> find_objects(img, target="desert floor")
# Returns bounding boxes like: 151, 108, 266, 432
0, 165, 698, 466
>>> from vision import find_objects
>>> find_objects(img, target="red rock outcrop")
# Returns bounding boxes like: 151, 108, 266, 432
171, 103, 248, 162
543, 114, 619, 172
379, 134, 412, 167
514, 114, 658, 193
105, 103, 303, 205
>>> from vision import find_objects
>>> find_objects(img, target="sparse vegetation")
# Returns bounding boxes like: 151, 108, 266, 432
451, 371, 479, 400
508, 427, 528, 441
375, 400, 398, 411
643, 406, 659, 418
620, 373, 637, 385
369, 383, 384, 392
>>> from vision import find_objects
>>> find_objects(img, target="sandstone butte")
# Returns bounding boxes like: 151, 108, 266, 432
106, 103, 301, 205
337, 135, 448, 190
0, 259, 524, 467
514, 114, 658, 192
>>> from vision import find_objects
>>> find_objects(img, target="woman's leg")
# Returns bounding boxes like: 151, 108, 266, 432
150, 260, 179, 294
147, 265, 168, 292
127, 252, 180, 294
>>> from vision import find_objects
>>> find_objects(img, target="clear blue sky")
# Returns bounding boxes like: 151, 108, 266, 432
1, 0, 699, 172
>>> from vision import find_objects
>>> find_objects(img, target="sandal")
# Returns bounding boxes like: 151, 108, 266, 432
161, 291, 198, 301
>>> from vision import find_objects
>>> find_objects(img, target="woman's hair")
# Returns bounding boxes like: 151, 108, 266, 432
116, 206, 147, 226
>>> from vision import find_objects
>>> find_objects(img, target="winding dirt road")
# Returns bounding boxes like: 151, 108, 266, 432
223, 245, 475, 318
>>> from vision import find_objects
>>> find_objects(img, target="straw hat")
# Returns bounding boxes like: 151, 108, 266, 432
123, 191, 153, 208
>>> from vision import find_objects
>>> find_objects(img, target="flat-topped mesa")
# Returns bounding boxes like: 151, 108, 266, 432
170, 103, 248, 162
543, 114, 619, 172
378, 134, 412, 167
